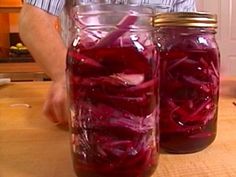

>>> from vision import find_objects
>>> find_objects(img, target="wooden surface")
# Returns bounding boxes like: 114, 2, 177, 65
0, 62, 43, 73
0, 0, 22, 7
0, 62, 49, 81
0, 78, 236, 177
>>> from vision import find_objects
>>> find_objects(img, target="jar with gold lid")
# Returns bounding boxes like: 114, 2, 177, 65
154, 12, 220, 153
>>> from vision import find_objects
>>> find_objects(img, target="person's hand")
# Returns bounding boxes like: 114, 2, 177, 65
43, 77, 69, 125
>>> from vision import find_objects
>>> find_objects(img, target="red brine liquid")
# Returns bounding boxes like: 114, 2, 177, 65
159, 45, 220, 153
66, 43, 159, 177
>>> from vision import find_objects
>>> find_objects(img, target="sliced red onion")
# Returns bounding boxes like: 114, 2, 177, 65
94, 13, 138, 48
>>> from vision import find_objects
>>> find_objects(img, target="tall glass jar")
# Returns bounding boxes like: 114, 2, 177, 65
154, 12, 220, 153
66, 4, 159, 177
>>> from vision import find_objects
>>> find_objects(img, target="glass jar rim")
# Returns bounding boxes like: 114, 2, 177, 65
82, 25, 155, 31
71, 4, 155, 30
71, 4, 154, 17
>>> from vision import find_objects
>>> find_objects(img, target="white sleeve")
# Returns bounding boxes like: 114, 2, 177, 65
25, 0, 65, 16
171, 0, 196, 12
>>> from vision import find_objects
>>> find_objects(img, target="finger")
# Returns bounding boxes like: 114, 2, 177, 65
43, 99, 58, 123
53, 99, 66, 124
52, 92, 68, 124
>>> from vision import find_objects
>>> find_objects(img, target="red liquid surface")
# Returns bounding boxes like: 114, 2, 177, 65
160, 46, 220, 153
66, 45, 159, 177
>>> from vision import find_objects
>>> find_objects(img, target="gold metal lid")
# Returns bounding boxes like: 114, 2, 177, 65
154, 12, 217, 28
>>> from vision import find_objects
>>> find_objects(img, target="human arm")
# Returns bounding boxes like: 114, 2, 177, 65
19, 3, 68, 124
19, 3, 66, 82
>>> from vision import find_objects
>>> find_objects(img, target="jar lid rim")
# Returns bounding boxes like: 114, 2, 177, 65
154, 12, 217, 28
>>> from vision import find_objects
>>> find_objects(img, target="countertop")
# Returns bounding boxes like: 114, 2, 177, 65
0, 62, 43, 73
0, 78, 236, 177
0, 62, 49, 81
0, 56, 34, 63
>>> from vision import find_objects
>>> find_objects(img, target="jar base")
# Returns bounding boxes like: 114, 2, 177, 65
160, 134, 216, 154
74, 164, 157, 177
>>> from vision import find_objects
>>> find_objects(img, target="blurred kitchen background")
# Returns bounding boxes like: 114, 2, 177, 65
0, 0, 55, 81
0, 0, 235, 81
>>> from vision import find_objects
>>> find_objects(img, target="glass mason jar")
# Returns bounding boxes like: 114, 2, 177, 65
66, 4, 159, 177
154, 12, 220, 153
